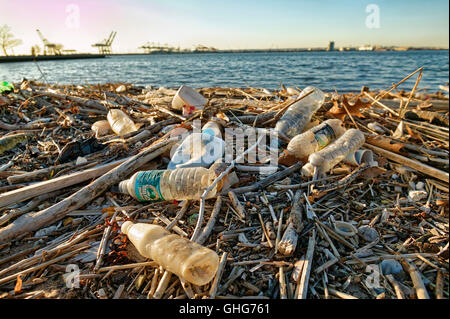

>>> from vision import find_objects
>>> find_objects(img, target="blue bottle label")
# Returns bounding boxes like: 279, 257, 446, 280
134, 170, 165, 202
313, 123, 335, 149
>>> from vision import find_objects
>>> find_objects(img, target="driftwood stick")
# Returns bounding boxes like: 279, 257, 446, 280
385, 274, 406, 299
314, 249, 339, 274
435, 270, 444, 299
191, 135, 264, 242
402, 260, 430, 299
0, 138, 178, 243
34, 90, 109, 112
147, 268, 160, 299
327, 288, 359, 299
274, 209, 284, 253
233, 161, 303, 194
227, 191, 246, 220
165, 200, 190, 231
0, 189, 69, 226
0, 245, 90, 286
6, 158, 99, 185
152, 271, 172, 299
209, 252, 228, 299
180, 279, 195, 299
0, 119, 56, 130
112, 284, 125, 299
279, 266, 287, 299
365, 143, 449, 183
315, 222, 341, 258
197, 196, 223, 245
296, 229, 316, 299
94, 211, 118, 272
277, 223, 298, 256
0, 159, 127, 209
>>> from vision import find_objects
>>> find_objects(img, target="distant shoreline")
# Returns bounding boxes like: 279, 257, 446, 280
0, 47, 448, 63
0, 54, 105, 63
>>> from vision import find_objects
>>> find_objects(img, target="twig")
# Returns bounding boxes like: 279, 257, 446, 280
196, 196, 223, 245
296, 229, 316, 299
191, 135, 264, 242
209, 252, 228, 299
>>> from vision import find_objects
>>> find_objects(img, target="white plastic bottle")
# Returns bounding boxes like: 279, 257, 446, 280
279, 119, 346, 165
172, 85, 207, 116
302, 129, 365, 177
107, 109, 139, 136
275, 86, 326, 139
168, 120, 225, 170
119, 166, 223, 202
91, 120, 112, 138
121, 221, 219, 286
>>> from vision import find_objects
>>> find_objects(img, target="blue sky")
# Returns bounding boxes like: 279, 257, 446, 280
1, 0, 448, 54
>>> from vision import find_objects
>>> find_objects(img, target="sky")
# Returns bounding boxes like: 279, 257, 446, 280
0, 0, 448, 54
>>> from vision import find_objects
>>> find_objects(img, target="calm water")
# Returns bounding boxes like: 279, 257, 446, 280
0, 50, 448, 92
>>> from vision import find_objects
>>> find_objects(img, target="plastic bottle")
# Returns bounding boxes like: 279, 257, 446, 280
91, 120, 112, 138
302, 129, 365, 177
172, 85, 207, 116
168, 120, 225, 170
119, 166, 224, 202
275, 86, 326, 139
107, 109, 139, 136
279, 119, 346, 165
121, 221, 219, 286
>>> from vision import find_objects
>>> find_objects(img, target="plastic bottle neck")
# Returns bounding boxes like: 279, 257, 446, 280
118, 180, 130, 195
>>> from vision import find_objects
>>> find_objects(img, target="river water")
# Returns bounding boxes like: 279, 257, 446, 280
0, 50, 448, 92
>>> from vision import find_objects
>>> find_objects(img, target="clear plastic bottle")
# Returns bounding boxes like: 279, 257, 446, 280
107, 109, 139, 136
279, 119, 346, 165
302, 129, 365, 177
91, 120, 112, 138
275, 86, 325, 139
118, 166, 223, 202
168, 120, 225, 170
121, 221, 219, 286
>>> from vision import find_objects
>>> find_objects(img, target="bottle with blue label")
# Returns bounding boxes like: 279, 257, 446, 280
168, 119, 225, 170
118, 164, 228, 202
279, 119, 346, 165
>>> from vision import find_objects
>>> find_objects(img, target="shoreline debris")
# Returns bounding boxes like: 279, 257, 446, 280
0, 72, 448, 299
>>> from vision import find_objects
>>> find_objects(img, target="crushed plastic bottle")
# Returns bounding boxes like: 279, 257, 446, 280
107, 109, 139, 136
302, 129, 365, 177
121, 221, 219, 285
118, 163, 233, 202
172, 85, 207, 117
275, 86, 326, 139
343, 149, 375, 166
279, 119, 346, 165
168, 120, 225, 170
91, 120, 112, 138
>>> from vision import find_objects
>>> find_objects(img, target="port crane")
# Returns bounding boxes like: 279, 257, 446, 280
36, 29, 63, 55
139, 42, 178, 54
92, 31, 116, 54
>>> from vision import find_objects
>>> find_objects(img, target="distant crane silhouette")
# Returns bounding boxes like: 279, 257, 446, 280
36, 29, 63, 55
139, 41, 175, 54
92, 31, 116, 54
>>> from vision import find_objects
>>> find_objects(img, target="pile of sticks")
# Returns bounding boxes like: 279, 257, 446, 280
0, 69, 448, 299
